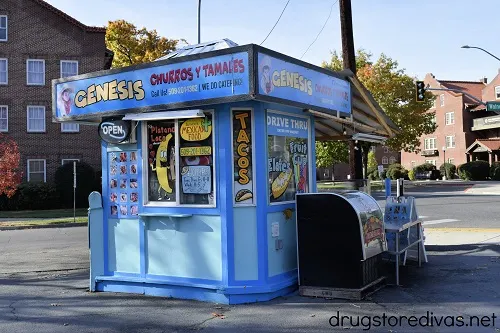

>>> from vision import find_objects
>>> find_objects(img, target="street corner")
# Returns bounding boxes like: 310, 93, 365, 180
424, 228, 500, 246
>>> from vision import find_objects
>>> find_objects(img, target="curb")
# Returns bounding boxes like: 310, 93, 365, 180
0, 222, 88, 231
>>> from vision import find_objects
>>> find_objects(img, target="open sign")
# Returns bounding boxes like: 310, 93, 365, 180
98, 119, 131, 144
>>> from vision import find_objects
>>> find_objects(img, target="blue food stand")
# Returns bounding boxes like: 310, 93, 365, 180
53, 39, 398, 304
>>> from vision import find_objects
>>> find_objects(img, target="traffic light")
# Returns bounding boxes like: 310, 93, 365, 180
416, 81, 425, 102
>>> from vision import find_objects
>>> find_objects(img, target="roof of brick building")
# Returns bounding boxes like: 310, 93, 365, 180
439, 80, 486, 104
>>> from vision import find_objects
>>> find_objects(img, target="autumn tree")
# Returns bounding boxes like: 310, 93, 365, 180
0, 133, 22, 198
367, 150, 378, 171
105, 20, 184, 68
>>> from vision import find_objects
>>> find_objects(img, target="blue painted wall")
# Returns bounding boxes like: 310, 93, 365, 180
145, 215, 222, 280
266, 210, 298, 277
107, 218, 141, 274
233, 207, 258, 280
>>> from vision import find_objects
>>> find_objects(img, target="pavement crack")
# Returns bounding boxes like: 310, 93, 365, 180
9, 301, 18, 321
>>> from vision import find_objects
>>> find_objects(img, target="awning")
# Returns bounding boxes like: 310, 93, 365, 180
466, 139, 500, 154
122, 109, 205, 121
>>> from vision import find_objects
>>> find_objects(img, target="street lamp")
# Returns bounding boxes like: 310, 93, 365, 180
442, 146, 446, 180
461, 45, 500, 62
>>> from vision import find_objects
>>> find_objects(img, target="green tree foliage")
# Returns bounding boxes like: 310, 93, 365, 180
367, 150, 378, 170
322, 50, 436, 153
315, 141, 348, 168
106, 20, 184, 68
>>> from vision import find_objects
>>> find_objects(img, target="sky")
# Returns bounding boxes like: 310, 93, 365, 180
45, 0, 500, 83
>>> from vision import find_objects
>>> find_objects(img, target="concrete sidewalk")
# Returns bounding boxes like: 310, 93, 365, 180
425, 228, 500, 246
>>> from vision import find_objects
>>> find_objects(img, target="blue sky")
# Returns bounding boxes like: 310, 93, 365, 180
46, 0, 500, 82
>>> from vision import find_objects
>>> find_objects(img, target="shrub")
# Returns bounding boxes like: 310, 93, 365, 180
457, 161, 490, 180
55, 162, 98, 208
490, 162, 500, 181
413, 163, 436, 174
386, 163, 408, 180
408, 169, 416, 181
0, 182, 59, 210
439, 163, 456, 179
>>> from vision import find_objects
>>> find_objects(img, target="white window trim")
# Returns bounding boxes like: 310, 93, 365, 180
446, 135, 456, 148
142, 110, 217, 208
382, 156, 388, 165
0, 58, 7, 84
495, 86, 500, 100
425, 159, 436, 166
61, 158, 80, 165
27, 159, 46, 182
440, 94, 445, 106
424, 138, 437, 150
0, 105, 7, 132
389, 156, 396, 164
0, 15, 7, 42
445, 112, 455, 125
60, 60, 79, 78
448, 158, 455, 164
27, 105, 46, 133
61, 122, 80, 133
26, 59, 45, 86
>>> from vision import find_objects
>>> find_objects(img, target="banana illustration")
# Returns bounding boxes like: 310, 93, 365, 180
150, 133, 173, 195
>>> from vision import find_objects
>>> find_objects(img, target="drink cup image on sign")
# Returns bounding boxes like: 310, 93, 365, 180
150, 133, 174, 198
57, 84, 74, 117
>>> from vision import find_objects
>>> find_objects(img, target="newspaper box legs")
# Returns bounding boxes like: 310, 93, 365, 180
296, 192, 388, 300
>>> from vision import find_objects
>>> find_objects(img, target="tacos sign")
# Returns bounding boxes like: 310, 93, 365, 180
232, 110, 254, 205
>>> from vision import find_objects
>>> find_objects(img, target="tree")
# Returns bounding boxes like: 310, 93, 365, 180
367, 150, 378, 171
106, 20, 184, 68
0, 133, 22, 198
315, 141, 349, 179
322, 50, 436, 153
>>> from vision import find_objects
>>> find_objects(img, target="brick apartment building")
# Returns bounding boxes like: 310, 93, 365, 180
0, 0, 112, 183
401, 73, 490, 170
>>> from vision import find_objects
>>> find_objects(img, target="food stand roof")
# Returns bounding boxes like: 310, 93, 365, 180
52, 39, 399, 140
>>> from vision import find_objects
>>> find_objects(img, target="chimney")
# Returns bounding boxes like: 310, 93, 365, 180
480, 77, 488, 84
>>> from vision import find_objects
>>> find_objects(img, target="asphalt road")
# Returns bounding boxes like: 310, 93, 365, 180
372, 184, 500, 229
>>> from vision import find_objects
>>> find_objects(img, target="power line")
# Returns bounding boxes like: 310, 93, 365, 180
300, 0, 338, 59
260, 0, 291, 46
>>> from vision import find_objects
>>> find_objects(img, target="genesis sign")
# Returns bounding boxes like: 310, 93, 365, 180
98, 119, 131, 144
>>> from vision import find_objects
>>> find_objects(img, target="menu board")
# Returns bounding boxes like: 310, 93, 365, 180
181, 165, 211, 194
232, 110, 254, 205
108, 150, 140, 218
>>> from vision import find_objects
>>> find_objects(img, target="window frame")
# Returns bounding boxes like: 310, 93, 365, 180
424, 138, 437, 150
383, 146, 389, 153
26, 59, 45, 86
0, 15, 7, 42
389, 156, 396, 164
141, 110, 217, 208
425, 159, 436, 166
440, 94, 445, 106
61, 158, 80, 165
61, 122, 80, 133
60, 60, 79, 78
447, 158, 455, 164
27, 105, 46, 133
445, 135, 456, 149
382, 156, 388, 165
0, 105, 7, 132
0, 58, 7, 84
445, 111, 455, 125
495, 86, 500, 100
27, 159, 46, 182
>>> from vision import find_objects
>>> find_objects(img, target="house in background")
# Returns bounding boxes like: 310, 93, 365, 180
0, 0, 112, 183
401, 73, 486, 170
371, 144, 400, 168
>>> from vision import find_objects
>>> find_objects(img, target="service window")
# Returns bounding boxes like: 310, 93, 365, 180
144, 112, 215, 206
267, 110, 310, 204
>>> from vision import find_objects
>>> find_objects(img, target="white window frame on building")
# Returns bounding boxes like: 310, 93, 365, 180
26, 59, 45, 85
27, 106, 46, 132
448, 158, 455, 164
382, 156, 388, 165
446, 135, 456, 148
27, 159, 46, 182
61, 122, 80, 133
389, 156, 396, 164
60, 60, 78, 78
445, 112, 455, 125
424, 138, 437, 150
0, 58, 7, 84
0, 105, 7, 132
440, 94, 445, 106
61, 158, 80, 165
411, 161, 416, 168
495, 86, 500, 100
383, 146, 389, 153
425, 159, 436, 166
0, 15, 7, 42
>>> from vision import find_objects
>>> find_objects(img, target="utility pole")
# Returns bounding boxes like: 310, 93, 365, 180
339, 0, 363, 188
198, 0, 202, 44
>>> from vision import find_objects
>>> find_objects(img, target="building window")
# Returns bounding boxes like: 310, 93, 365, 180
61, 123, 80, 133
62, 158, 80, 165
382, 156, 388, 165
445, 112, 455, 125
27, 106, 45, 132
383, 146, 389, 153
424, 138, 436, 150
448, 158, 455, 165
425, 159, 436, 166
27, 159, 46, 182
496, 86, 500, 100
0, 15, 7, 42
411, 161, 416, 168
446, 135, 455, 148
440, 94, 445, 106
389, 156, 396, 164
26, 59, 45, 85
60, 60, 78, 78
0, 105, 7, 132
0, 58, 7, 84
143, 112, 215, 206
